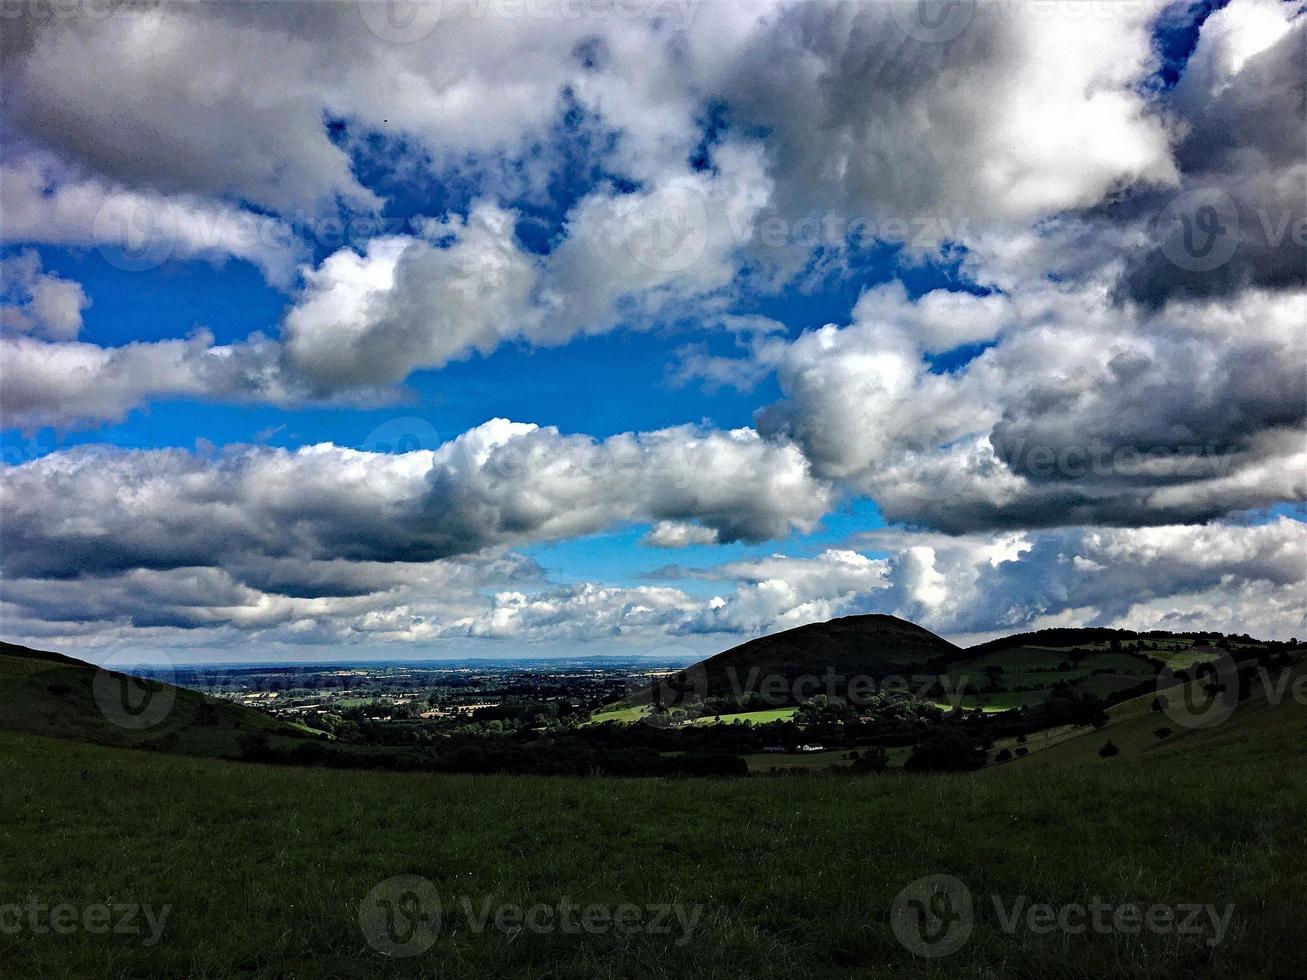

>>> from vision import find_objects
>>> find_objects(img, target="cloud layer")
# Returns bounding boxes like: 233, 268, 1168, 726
2, 0, 1304, 656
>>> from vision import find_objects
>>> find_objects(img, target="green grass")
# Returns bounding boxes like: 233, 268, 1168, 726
4, 719, 1305, 978
742, 747, 854, 772
1147, 647, 1225, 671
586, 703, 654, 724
988, 662, 1307, 770
687, 707, 799, 727
4, 641, 1305, 978
0, 647, 296, 760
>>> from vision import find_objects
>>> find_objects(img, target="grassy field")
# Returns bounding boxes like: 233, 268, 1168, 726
687, 707, 799, 726
4, 639, 1305, 977
586, 703, 654, 724
939, 646, 1159, 711
588, 705, 798, 727
4, 689, 1306, 979
993, 662, 1307, 771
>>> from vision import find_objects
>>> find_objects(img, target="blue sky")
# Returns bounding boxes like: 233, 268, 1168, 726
1, 0, 1302, 662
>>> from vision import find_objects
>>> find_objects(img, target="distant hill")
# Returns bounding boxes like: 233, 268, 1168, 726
631, 616, 1296, 713
638, 614, 962, 705
0, 640, 299, 758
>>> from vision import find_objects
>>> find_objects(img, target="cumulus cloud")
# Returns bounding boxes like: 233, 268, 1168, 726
281, 142, 772, 392
642, 521, 720, 548
725, 0, 1177, 239
0, 250, 88, 339
855, 517, 1307, 642
282, 205, 541, 391
674, 549, 891, 635
0, 419, 831, 579
0, 331, 292, 431
0, 155, 307, 286
1118, 0, 1306, 307
1, 0, 1244, 427
753, 275, 1306, 532
2, 1, 1303, 656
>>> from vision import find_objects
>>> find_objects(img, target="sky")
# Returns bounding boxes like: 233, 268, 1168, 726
0, 0, 1304, 665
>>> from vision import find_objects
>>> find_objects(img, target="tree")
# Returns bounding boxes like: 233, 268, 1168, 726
994, 748, 1013, 763
1153, 727, 1172, 740
1098, 740, 1119, 758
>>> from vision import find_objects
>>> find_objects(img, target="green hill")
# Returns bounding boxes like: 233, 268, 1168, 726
638, 614, 961, 706
0, 640, 300, 758
989, 659, 1307, 771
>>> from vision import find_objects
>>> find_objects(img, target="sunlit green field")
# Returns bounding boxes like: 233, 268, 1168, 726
687, 707, 799, 726
585, 703, 654, 724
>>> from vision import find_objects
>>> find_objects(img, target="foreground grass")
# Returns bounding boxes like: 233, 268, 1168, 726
3, 719, 1306, 979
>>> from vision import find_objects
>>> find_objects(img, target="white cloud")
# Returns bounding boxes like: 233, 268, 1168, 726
753, 277, 1307, 531
0, 155, 306, 286
642, 521, 720, 548
0, 419, 831, 579
0, 250, 88, 339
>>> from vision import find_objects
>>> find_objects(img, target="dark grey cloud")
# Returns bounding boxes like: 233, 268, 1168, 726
1119, 7, 1306, 307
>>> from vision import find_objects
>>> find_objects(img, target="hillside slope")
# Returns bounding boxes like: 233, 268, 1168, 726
3, 699, 1305, 978
639, 614, 960, 705
0, 640, 298, 758
990, 659, 1307, 771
